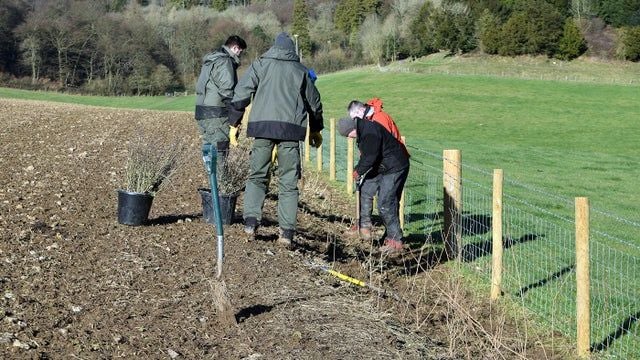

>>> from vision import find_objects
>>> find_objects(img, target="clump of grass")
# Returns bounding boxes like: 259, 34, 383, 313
124, 133, 186, 194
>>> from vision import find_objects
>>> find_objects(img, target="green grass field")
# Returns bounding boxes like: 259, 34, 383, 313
2, 56, 639, 357
317, 68, 640, 222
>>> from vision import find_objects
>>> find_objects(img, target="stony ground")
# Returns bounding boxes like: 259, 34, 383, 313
0, 99, 568, 359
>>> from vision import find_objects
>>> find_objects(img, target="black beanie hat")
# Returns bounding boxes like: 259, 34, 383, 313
274, 32, 296, 52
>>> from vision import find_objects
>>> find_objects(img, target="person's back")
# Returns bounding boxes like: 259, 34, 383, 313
230, 35, 323, 141
194, 35, 246, 153
228, 32, 323, 248
355, 117, 409, 177
195, 47, 236, 118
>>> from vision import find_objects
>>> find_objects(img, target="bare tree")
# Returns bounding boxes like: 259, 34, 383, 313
391, 0, 427, 38
359, 14, 385, 66
571, 0, 595, 21
19, 35, 42, 84
169, 9, 213, 87
15, 14, 44, 84
95, 14, 132, 94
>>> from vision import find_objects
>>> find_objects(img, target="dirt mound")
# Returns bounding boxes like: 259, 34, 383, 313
0, 99, 562, 359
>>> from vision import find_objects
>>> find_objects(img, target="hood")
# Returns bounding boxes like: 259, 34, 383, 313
274, 32, 296, 52
261, 46, 300, 62
202, 46, 239, 65
366, 97, 384, 113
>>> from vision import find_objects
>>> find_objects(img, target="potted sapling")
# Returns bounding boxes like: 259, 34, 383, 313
117, 134, 186, 226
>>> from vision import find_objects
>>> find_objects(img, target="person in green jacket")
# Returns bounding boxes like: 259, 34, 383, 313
195, 35, 247, 159
228, 32, 323, 248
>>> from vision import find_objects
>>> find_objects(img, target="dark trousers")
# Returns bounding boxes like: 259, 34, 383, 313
358, 174, 380, 229
377, 167, 409, 241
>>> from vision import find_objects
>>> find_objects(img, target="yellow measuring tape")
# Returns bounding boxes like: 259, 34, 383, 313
326, 268, 366, 287
306, 261, 415, 308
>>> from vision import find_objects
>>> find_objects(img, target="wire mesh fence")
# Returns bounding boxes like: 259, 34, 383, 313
304, 133, 640, 359
589, 216, 640, 356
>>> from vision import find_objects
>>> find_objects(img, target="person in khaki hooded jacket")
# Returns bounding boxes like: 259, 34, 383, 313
195, 35, 246, 160
228, 32, 323, 248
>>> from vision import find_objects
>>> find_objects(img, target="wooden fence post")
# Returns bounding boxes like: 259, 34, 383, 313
347, 138, 354, 194
575, 197, 590, 358
330, 118, 336, 181
317, 143, 323, 172
443, 149, 462, 260
304, 121, 310, 163
491, 169, 504, 301
399, 136, 406, 230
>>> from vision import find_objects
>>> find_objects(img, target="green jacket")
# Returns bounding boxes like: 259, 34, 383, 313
228, 46, 323, 141
195, 46, 240, 120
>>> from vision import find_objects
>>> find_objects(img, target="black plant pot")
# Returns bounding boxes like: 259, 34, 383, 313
117, 190, 154, 226
198, 188, 238, 225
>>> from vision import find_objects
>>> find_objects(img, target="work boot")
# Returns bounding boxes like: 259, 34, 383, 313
379, 238, 403, 255
277, 228, 294, 249
359, 227, 372, 241
345, 224, 372, 241
243, 217, 258, 241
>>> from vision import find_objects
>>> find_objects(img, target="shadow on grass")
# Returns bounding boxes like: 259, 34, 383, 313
515, 264, 575, 298
463, 233, 541, 262
591, 311, 640, 352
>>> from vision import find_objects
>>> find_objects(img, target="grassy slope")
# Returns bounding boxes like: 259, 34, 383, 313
317, 68, 640, 228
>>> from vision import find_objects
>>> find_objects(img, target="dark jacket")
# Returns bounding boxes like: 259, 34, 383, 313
195, 46, 240, 120
355, 117, 410, 177
228, 46, 323, 141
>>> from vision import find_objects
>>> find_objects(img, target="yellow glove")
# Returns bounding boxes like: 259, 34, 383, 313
309, 132, 323, 148
229, 126, 239, 147
271, 146, 278, 164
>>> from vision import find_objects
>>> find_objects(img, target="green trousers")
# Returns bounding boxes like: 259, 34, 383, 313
196, 117, 230, 150
243, 138, 301, 231
197, 117, 230, 178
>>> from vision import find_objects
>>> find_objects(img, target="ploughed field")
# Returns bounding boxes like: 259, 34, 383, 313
0, 99, 562, 359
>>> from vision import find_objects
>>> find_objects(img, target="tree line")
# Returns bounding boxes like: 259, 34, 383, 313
0, 0, 638, 96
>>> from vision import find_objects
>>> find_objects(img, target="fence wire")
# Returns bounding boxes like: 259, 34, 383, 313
306, 133, 639, 359
589, 223, 640, 356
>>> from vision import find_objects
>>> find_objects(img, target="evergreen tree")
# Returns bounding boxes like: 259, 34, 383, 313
292, 0, 311, 58
334, 0, 381, 38
0, 0, 28, 74
430, 6, 477, 55
557, 18, 587, 60
168, 0, 199, 9
407, 1, 436, 57
478, 9, 502, 54
212, 0, 228, 12
498, 12, 531, 55
597, 0, 640, 27
619, 26, 640, 61
105, 0, 128, 12
499, 0, 565, 56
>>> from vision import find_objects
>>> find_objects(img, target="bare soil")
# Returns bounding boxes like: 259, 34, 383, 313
0, 99, 567, 359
